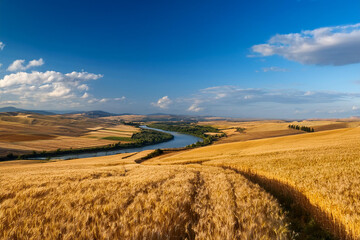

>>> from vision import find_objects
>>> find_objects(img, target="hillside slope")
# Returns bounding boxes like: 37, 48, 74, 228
147, 127, 360, 239
0, 154, 292, 239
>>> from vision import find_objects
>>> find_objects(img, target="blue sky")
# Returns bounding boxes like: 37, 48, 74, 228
1, 0, 360, 118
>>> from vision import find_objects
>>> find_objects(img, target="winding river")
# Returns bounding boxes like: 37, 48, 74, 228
37, 125, 202, 160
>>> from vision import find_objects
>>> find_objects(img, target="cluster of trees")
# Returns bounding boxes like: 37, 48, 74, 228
136, 149, 164, 163
288, 124, 315, 132
131, 129, 173, 144
187, 135, 217, 148
123, 121, 140, 127
236, 127, 246, 133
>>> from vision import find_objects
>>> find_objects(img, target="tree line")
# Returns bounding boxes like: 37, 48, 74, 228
288, 124, 315, 132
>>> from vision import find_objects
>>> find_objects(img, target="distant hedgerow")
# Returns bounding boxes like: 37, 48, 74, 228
288, 124, 314, 132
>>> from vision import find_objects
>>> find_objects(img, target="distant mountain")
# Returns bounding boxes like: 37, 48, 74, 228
105, 113, 228, 122
0, 107, 227, 121
0, 106, 55, 115
147, 113, 169, 116
142, 114, 202, 122
69, 110, 118, 118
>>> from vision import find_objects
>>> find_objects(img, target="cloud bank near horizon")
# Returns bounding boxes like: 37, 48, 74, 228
151, 85, 360, 118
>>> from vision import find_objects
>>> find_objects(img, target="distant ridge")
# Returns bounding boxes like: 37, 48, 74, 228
0, 106, 229, 121
67, 110, 118, 118
0, 106, 55, 115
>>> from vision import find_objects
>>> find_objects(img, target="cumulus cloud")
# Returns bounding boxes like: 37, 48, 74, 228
251, 23, 360, 66
0, 42, 4, 50
259, 66, 288, 72
7, 60, 26, 72
0, 70, 104, 108
7, 58, 45, 72
28, 58, 44, 68
152, 96, 172, 109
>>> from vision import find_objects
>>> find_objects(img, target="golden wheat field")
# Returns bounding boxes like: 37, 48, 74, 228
0, 112, 139, 156
198, 120, 352, 144
3, 118, 360, 239
148, 126, 360, 239
84, 125, 139, 140
0, 151, 292, 239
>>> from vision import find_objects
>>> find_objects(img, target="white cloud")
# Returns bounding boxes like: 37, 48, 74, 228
115, 96, 126, 101
251, 23, 360, 66
188, 102, 203, 112
0, 71, 101, 88
81, 92, 89, 99
352, 106, 359, 111
0, 70, 103, 109
27, 58, 44, 68
260, 66, 288, 72
215, 93, 227, 99
77, 84, 89, 91
152, 96, 172, 109
79, 94, 125, 104
65, 71, 103, 80
48, 83, 71, 97
7, 60, 26, 72
0, 42, 4, 50
7, 58, 45, 72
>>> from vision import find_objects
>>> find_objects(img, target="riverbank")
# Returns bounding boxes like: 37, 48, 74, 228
147, 122, 224, 147
0, 126, 202, 161
0, 127, 174, 161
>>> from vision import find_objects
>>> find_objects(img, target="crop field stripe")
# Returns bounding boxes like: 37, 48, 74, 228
187, 171, 204, 239
225, 174, 241, 233
121, 173, 177, 210
221, 166, 338, 239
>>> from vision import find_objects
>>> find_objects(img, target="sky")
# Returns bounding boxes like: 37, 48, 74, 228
1, 0, 360, 118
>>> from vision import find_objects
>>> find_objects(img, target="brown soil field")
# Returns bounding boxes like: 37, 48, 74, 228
0, 133, 56, 142
0, 136, 116, 152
